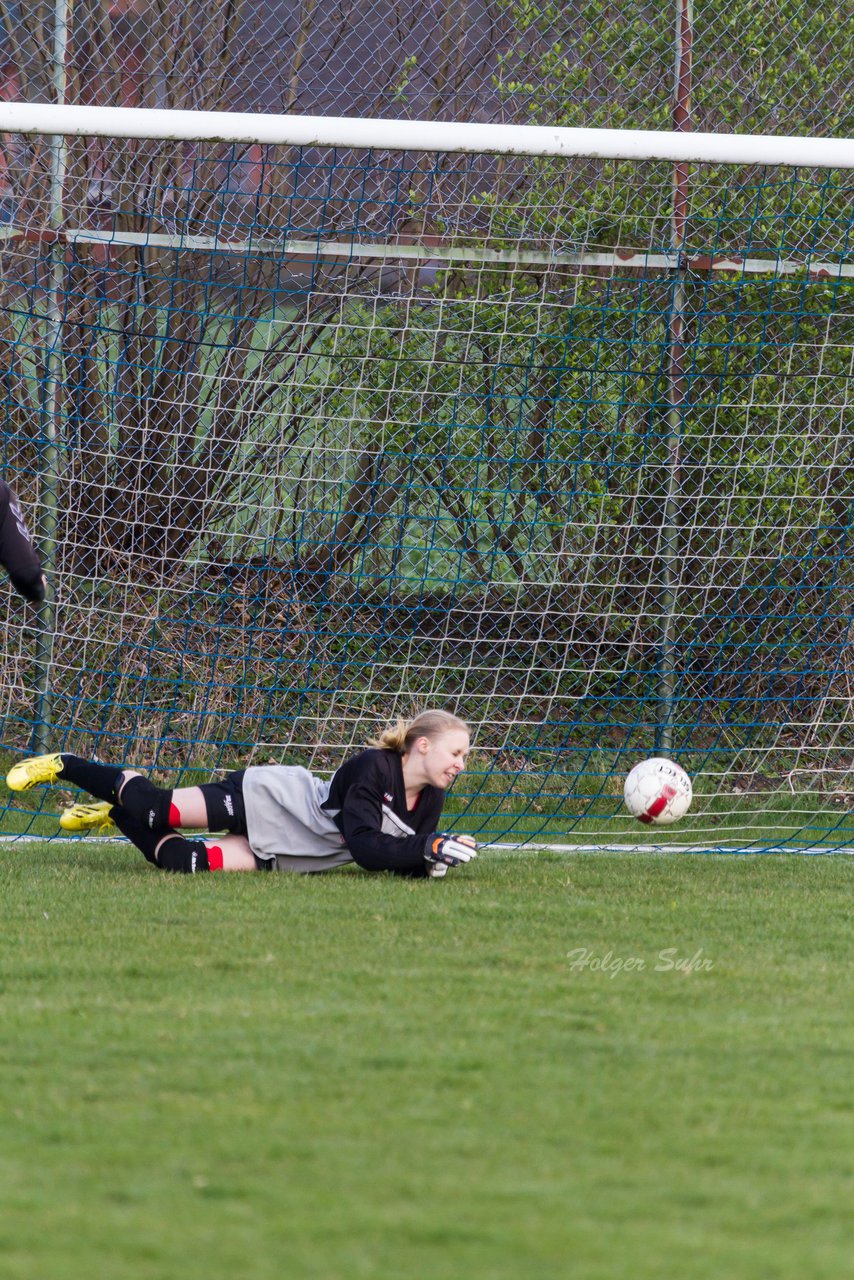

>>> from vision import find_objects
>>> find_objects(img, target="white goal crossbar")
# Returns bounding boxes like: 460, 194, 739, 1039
1, 102, 854, 169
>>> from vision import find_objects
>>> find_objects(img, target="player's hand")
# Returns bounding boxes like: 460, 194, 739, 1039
425, 833, 478, 870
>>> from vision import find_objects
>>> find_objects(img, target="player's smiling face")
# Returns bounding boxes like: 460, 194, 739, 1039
417, 729, 470, 789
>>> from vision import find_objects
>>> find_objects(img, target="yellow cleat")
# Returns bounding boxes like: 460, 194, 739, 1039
6, 752, 64, 792
59, 801, 115, 835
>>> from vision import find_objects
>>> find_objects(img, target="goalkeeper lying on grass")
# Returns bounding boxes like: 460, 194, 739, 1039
6, 709, 477, 878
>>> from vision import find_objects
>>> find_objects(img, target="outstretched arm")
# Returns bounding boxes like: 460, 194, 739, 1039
340, 780, 476, 876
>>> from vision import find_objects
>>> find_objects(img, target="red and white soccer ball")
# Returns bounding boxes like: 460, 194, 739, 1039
623, 758, 692, 825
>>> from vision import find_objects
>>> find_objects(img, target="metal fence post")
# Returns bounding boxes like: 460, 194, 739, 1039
657, 0, 692, 756
33, 0, 71, 750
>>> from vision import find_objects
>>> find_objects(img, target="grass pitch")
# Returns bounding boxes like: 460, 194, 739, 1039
0, 840, 852, 1280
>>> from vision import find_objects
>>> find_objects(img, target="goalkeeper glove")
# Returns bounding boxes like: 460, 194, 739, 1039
425, 833, 478, 872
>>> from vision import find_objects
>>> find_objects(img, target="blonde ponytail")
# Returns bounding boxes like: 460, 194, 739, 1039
374, 718, 411, 752
373, 709, 469, 754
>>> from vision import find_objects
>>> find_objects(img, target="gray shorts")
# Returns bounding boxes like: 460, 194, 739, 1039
242, 764, 353, 873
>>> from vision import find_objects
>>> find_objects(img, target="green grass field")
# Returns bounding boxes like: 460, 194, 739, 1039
0, 839, 852, 1280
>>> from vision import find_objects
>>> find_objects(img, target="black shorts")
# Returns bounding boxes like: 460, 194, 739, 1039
208, 770, 275, 871
201, 769, 248, 837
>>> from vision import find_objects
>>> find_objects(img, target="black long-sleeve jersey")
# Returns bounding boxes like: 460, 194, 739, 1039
322, 747, 445, 874
0, 480, 45, 601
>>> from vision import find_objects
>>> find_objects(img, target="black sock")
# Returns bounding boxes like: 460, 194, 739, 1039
109, 807, 161, 865
59, 754, 125, 803
116, 775, 174, 832
110, 809, 210, 873
155, 834, 211, 874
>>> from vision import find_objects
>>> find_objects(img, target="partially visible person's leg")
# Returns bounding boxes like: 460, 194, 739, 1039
155, 832, 256, 872
110, 806, 256, 872
60, 779, 245, 839
162, 784, 229, 829
117, 771, 247, 834
7, 753, 143, 809
6, 752, 117, 794
8, 755, 250, 855
6, 752, 199, 832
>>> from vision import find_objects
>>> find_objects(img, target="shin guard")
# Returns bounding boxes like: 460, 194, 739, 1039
155, 835, 218, 874
116, 775, 174, 832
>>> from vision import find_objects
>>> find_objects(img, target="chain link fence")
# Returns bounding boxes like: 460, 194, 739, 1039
0, 1, 851, 132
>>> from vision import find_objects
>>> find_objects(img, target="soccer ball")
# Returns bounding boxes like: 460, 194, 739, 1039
623, 758, 692, 825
